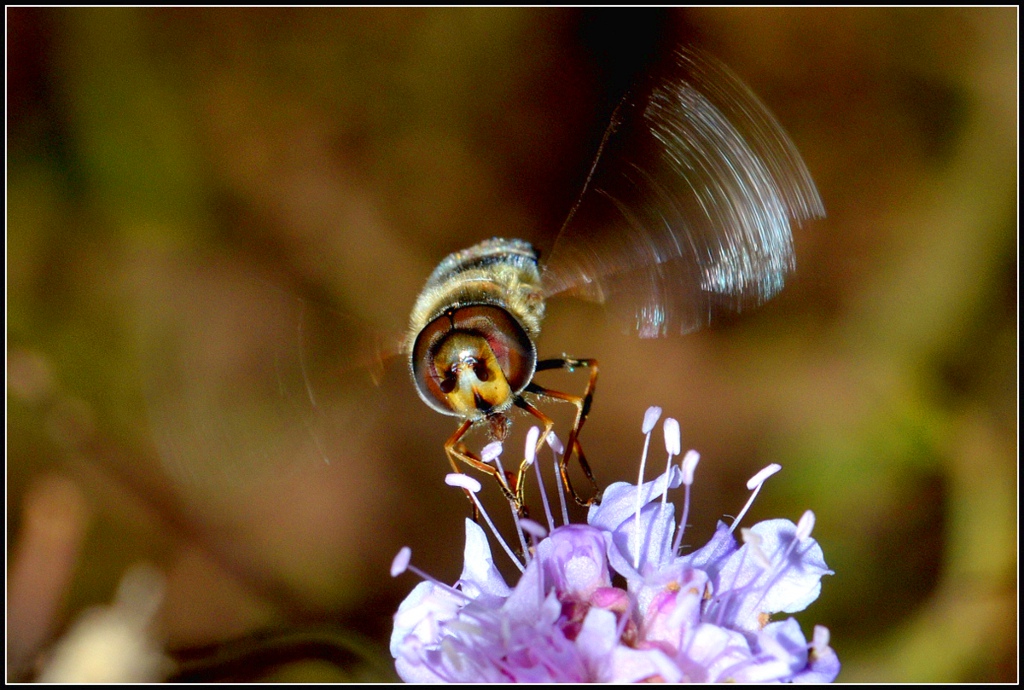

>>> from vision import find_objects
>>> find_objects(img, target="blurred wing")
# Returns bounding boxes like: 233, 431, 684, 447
542, 47, 824, 338
131, 248, 404, 497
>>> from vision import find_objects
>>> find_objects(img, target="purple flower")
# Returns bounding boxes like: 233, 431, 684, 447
391, 408, 839, 682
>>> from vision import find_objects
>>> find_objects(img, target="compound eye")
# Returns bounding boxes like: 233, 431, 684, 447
410, 305, 537, 417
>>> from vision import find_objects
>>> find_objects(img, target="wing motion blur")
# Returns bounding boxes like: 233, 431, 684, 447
542, 48, 824, 338
132, 249, 404, 495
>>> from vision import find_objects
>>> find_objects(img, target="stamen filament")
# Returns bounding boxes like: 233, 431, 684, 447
445, 474, 525, 572
673, 450, 700, 554
532, 458, 555, 534
634, 406, 662, 569
548, 432, 573, 524
482, 443, 530, 561
389, 546, 473, 604
528, 427, 556, 533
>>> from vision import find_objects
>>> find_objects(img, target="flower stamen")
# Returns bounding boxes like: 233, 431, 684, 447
518, 518, 547, 541
530, 441, 556, 533
730, 463, 782, 533
633, 406, 662, 569
483, 441, 532, 563
390, 546, 412, 577
661, 418, 681, 507
389, 546, 473, 604
672, 449, 700, 554
545, 431, 569, 526
812, 624, 831, 657
445, 473, 525, 572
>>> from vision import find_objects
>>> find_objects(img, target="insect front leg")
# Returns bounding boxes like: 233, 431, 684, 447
444, 418, 520, 509
525, 357, 601, 507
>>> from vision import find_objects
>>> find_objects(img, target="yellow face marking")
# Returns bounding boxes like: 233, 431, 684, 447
433, 332, 512, 416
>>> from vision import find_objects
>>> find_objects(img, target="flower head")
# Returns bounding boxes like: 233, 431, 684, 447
391, 408, 839, 682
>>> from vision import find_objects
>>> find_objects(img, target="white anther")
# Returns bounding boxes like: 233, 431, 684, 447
642, 406, 662, 434
546, 431, 564, 455
731, 464, 782, 533
741, 528, 772, 568
445, 473, 482, 493
681, 450, 700, 486
746, 463, 782, 490
796, 510, 816, 541
518, 518, 548, 539
524, 426, 540, 466
390, 546, 412, 577
812, 625, 831, 653
663, 418, 680, 456
481, 442, 503, 463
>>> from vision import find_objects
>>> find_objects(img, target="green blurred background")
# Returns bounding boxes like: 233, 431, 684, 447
7, 7, 1016, 682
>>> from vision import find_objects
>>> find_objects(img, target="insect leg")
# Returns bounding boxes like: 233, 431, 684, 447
444, 419, 520, 508
526, 357, 600, 506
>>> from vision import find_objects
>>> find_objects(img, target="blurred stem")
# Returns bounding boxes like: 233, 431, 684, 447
7, 475, 91, 681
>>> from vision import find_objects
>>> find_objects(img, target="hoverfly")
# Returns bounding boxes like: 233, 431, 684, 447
137, 47, 822, 518
404, 48, 824, 513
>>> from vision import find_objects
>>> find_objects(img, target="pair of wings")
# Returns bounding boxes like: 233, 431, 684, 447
540, 47, 824, 338
136, 47, 823, 494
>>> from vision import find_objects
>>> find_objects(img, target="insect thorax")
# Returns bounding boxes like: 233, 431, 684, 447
406, 238, 545, 349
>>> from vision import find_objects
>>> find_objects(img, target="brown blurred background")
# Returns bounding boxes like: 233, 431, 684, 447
7, 8, 1016, 682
